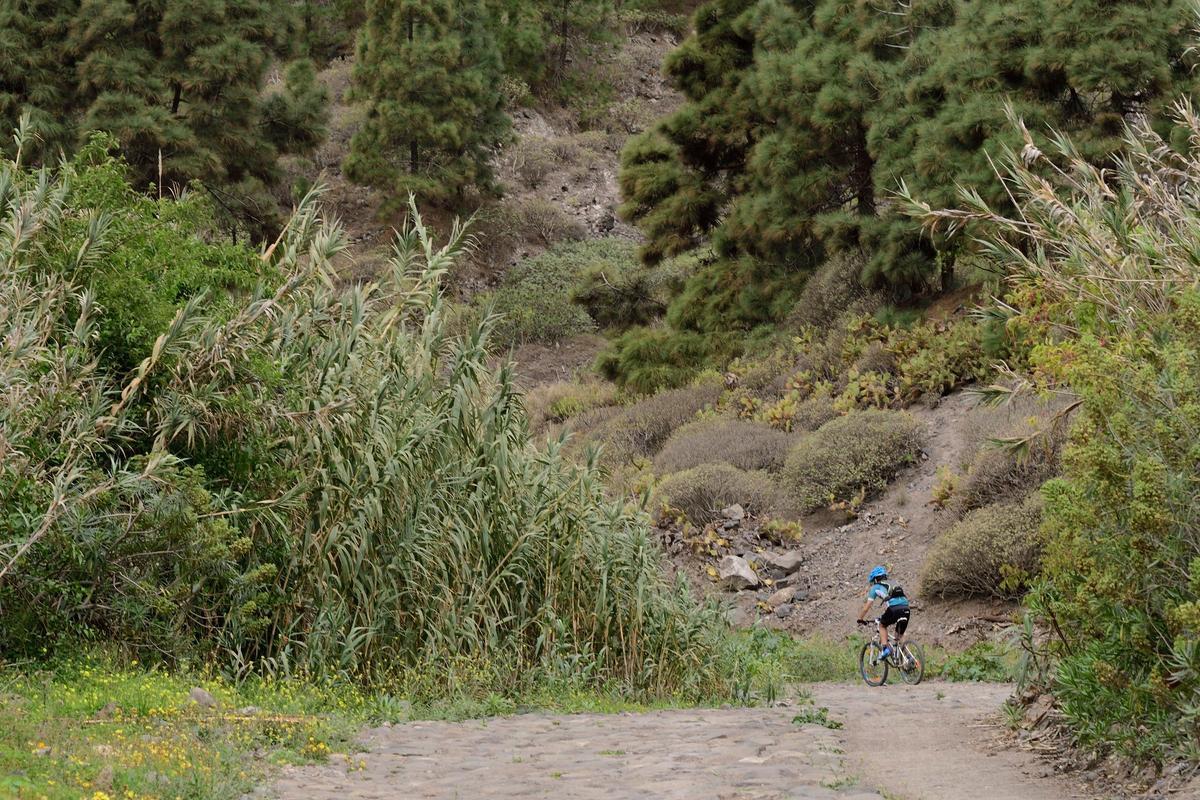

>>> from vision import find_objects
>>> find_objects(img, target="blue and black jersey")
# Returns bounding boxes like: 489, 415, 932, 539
867, 582, 909, 609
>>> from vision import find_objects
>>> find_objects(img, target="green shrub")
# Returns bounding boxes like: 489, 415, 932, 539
921, 495, 1044, 600
657, 463, 785, 524
782, 410, 923, 512
596, 326, 720, 394
935, 641, 1019, 683
488, 238, 639, 345
654, 418, 795, 475
0, 152, 732, 698
571, 245, 671, 330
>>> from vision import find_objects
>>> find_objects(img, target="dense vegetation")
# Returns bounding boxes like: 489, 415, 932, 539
915, 110, 1200, 763
0, 142, 733, 700
608, 0, 1198, 390
4, 0, 1200, 780
0, 0, 330, 236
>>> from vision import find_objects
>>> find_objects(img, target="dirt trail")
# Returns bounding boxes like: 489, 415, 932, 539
267, 683, 1088, 800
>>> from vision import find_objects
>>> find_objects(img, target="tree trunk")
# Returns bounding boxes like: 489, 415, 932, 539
170, 83, 182, 115
408, 12, 418, 175
853, 124, 874, 216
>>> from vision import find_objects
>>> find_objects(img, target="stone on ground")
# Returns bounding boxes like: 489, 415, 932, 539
718, 555, 759, 589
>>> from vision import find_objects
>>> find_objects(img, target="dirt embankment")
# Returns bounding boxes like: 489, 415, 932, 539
661, 390, 1033, 652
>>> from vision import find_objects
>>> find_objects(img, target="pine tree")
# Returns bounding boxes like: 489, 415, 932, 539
724, 0, 896, 264
346, 0, 509, 205
869, 0, 1196, 285
617, 0, 759, 263
64, 0, 328, 235
0, 0, 75, 158
0, 0, 329, 237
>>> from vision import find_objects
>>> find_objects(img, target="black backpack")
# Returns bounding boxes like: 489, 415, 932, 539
887, 583, 907, 601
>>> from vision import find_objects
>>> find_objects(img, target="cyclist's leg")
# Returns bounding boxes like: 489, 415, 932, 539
894, 610, 909, 644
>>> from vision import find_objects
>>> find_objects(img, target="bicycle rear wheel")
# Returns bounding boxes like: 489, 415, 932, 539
859, 641, 888, 686
897, 642, 925, 685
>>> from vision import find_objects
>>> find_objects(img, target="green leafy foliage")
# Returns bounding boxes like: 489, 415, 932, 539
0, 150, 732, 700
346, 0, 510, 205
782, 410, 922, 513
616, 0, 1198, 364
484, 238, 644, 345
596, 326, 718, 394
917, 107, 1200, 762
2, 0, 329, 237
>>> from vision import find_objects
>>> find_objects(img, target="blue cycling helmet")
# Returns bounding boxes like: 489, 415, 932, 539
868, 566, 888, 583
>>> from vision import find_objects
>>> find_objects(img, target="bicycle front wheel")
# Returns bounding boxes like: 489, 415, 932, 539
897, 642, 925, 685
859, 641, 888, 687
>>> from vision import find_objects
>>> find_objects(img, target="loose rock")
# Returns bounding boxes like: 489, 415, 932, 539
766, 585, 798, 608
763, 551, 804, 574
720, 504, 746, 521
189, 687, 218, 709
718, 555, 760, 590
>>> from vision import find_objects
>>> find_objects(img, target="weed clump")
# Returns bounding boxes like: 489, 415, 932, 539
654, 418, 794, 475
782, 410, 923, 513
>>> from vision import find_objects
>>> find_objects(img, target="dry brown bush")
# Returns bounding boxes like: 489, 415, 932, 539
951, 399, 1063, 516
654, 418, 794, 475
852, 341, 896, 375
782, 409, 923, 513
657, 463, 787, 525
921, 494, 1044, 599
593, 377, 724, 465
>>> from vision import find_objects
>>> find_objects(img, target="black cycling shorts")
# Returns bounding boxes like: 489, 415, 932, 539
879, 605, 910, 637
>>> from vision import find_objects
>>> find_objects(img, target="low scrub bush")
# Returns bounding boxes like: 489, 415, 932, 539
523, 379, 621, 432
786, 251, 882, 332
921, 495, 1044, 600
657, 463, 785, 524
654, 418, 794, 475
487, 238, 638, 345
594, 376, 724, 464
782, 410, 923, 513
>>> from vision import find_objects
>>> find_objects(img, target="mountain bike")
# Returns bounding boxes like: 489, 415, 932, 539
857, 619, 925, 687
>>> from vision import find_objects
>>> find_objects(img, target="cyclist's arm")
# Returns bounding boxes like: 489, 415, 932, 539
856, 594, 874, 622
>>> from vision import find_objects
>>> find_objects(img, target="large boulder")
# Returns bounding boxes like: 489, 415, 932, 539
718, 555, 760, 590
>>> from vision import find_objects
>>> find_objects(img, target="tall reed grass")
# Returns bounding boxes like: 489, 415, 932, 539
0, 146, 731, 698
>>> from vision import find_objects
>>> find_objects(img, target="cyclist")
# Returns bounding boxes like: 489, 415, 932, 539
856, 565, 910, 663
